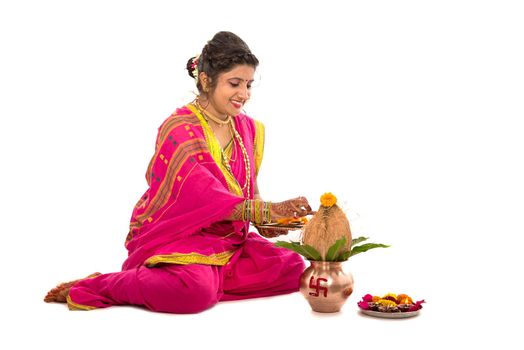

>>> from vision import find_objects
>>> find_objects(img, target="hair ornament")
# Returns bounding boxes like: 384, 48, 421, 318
191, 55, 200, 84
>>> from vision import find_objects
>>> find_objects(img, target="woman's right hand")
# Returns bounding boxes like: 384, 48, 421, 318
255, 226, 289, 238
270, 196, 314, 222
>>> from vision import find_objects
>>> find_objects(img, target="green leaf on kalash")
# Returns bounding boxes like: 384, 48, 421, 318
300, 244, 323, 261
274, 241, 301, 254
351, 236, 369, 246
325, 236, 347, 261
332, 236, 369, 261
335, 250, 352, 261
288, 241, 323, 261
349, 243, 390, 257
275, 241, 322, 261
276, 238, 390, 261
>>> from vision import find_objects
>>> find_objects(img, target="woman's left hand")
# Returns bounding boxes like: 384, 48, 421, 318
255, 226, 289, 238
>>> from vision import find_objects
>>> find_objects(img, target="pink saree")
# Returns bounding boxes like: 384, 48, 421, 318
66, 103, 305, 313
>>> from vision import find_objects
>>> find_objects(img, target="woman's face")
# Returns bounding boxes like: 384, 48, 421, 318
202, 64, 255, 118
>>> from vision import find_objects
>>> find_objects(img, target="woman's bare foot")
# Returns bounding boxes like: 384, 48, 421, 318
44, 272, 101, 303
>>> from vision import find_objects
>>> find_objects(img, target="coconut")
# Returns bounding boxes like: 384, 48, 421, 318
301, 193, 352, 260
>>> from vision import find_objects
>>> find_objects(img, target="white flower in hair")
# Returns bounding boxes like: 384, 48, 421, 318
191, 55, 200, 84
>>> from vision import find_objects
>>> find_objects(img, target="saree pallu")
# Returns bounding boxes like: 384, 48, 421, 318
123, 103, 264, 270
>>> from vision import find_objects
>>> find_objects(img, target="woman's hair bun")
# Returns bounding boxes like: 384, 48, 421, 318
188, 31, 258, 92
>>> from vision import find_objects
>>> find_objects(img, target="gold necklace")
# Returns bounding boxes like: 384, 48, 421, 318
195, 100, 231, 127
217, 121, 250, 196
229, 120, 251, 195
193, 100, 251, 197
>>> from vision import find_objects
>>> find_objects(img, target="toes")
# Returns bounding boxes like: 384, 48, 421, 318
44, 282, 73, 303
44, 273, 101, 304
44, 288, 60, 303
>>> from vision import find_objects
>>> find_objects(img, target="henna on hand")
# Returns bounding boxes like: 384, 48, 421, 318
270, 196, 313, 221
226, 201, 245, 221
226, 196, 313, 224
256, 226, 289, 238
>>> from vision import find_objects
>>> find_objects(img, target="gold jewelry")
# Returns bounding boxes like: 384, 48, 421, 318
223, 138, 236, 162
205, 111, 231, 127
229, 119, 251, 196
217, 119, 250, 195
242, 200, 271, 224
193, 99, 251, 197
195, 99, 230, 127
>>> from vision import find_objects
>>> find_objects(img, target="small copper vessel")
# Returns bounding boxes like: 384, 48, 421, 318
299, 261, 354, 313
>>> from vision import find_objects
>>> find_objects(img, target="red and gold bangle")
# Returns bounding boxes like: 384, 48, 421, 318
242, 200, 271, 225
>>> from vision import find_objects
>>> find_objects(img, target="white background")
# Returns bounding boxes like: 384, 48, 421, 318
1, 0, 523, 348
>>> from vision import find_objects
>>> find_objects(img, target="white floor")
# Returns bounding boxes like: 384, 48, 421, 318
5, 243, 517, 350
17, 269, 438, 350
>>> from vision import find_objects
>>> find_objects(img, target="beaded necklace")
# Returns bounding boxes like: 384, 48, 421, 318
227, 119, 251, 196
193, 101, 251, 197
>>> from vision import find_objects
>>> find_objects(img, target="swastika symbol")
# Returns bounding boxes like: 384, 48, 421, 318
308, 276, 328, 298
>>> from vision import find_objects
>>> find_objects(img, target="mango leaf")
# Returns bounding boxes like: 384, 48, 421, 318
335, 250, 352, 261
351, 236, 369, 246
300, 244, 323, 261
274, 241, 322, 261
325, 236, 347, 261
274, 241, 306, 257
286, 241, 322, 260
349, 243, 390, 257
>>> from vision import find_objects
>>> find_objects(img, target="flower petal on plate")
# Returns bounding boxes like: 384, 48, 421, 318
357, 301, 370, 310
363, 294, 373, 302
408, 299, 426, 311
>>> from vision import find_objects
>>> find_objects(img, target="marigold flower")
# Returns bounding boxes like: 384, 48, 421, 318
377, 299, 397, 307
358, 293, 426, 312
277, 217, 308, 225
396, 294, 413, 305
382, 293, 398, 303
320, 192, 337, 207
383, 293, 397, 299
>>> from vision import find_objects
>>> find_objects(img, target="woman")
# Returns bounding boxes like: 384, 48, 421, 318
44, 31, 313, 314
